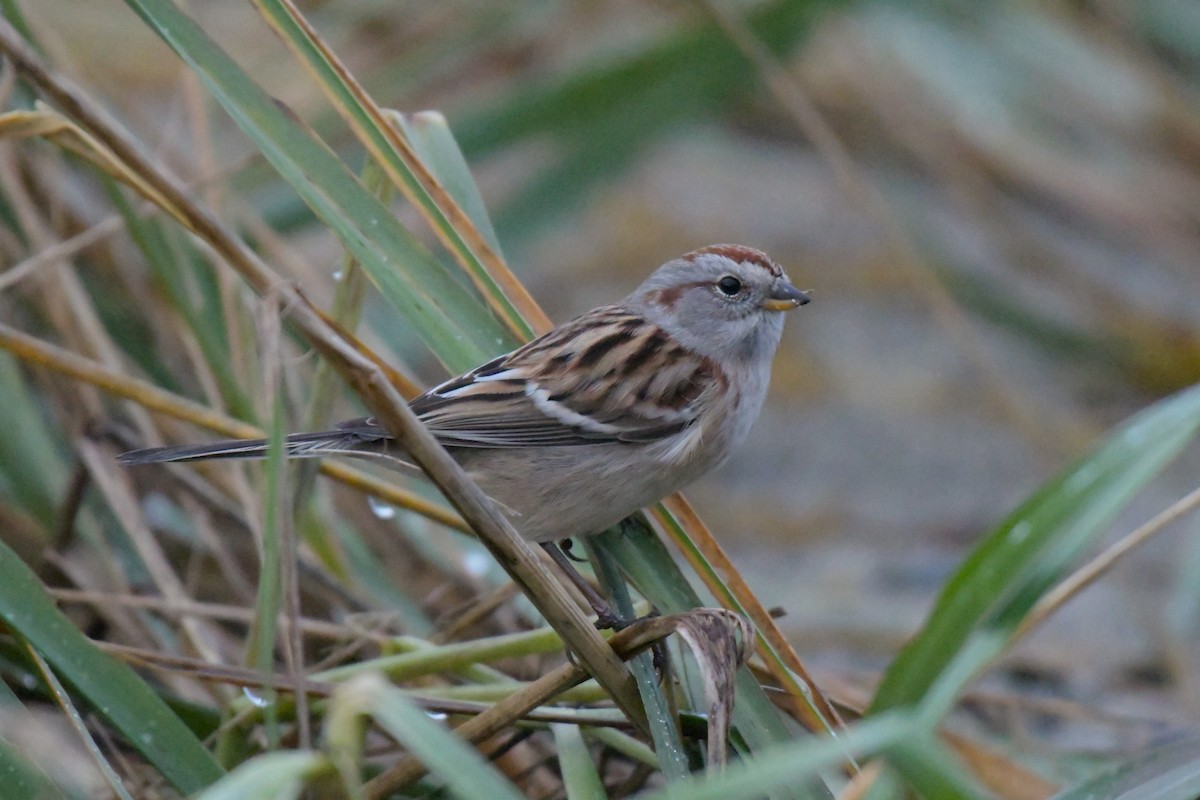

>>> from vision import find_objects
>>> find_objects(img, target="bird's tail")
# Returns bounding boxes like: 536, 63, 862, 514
117, 429, 387, 466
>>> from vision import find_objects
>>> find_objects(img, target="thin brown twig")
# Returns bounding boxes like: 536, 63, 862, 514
54, 461, 91, 548
49, 588, 389, 643
431, 582, 522, 644
0, 214, 125, 292
98, 640, 631, 726
1013, 484, 1200, 643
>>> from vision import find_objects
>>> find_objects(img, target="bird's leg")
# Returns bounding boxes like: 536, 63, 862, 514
541, 541, 627, 630
543, 542, 667, 674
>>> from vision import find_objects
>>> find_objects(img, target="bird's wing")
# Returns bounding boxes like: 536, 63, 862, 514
399, 306, 721, 449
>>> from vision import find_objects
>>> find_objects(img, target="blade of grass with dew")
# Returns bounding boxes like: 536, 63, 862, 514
872, 381, 1200, 713
553, 723, 608, 800
293, 160, 379, 443
250, 0, 541, 342
244, 386, 288, 749
122, 0, 511, 375
0, 539, 223, 792
292, 160, 379, 590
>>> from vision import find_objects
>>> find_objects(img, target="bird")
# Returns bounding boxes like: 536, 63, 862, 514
119, 244, 809, 620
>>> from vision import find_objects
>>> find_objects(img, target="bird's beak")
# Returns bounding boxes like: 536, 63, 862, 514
760, 282, 812, 312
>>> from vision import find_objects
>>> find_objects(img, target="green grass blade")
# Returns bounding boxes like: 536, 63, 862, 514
122, 0, 509, 375
885, 734, 989, 800
0, 539, 223, 793
0, 738, 67, 800
0, 351, 66, 529
392, 110, 506, 259
587, 539, 690, 781
194, 751, 327, 800
553, 724, 608, 800
1048, 735, 1200, 800
245, 387, 288, 744
338, 674, 526, 800
107, 182, 255, 420
872, 382, 1200, 713
632, 714, 907, 800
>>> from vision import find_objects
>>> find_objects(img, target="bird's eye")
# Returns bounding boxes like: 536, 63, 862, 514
717, 276, 742, 296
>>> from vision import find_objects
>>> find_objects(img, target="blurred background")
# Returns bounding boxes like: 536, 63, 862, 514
9, 0, 1200, 770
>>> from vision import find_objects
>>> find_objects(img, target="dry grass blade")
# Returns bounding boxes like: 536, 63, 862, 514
21, 642, 135, 800
658, 495, 841, 732
302, 297, 422, 398
0, 214, 124, 293
0, 106, 186, 227
100, 639, 626, 727
940, 732, 1058, 800
1013, 483, 1200, 645
75, 440, 226, 676
835, 760, 885, 800
669, 609, 755, 771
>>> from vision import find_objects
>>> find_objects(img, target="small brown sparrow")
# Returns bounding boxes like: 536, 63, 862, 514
120, 245, 810, 544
